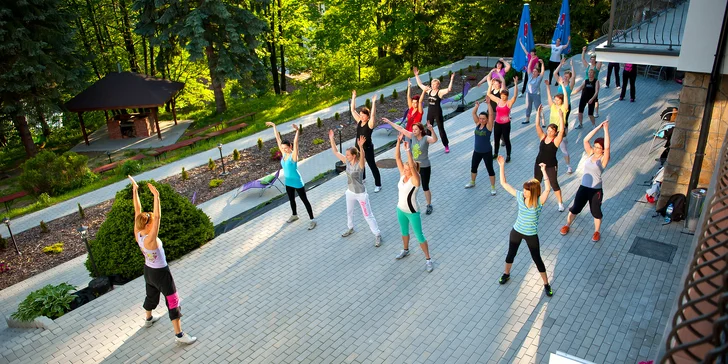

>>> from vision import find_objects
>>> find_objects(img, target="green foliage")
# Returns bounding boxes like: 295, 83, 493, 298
123, 150, 137, 158
317, 117, 323, 128
379, 94, 385, 104
334, 112, 340, 121
392, 89, 398, 99
233, 149, 240, 161
365, 98, 371, 109
373, 56, 400, 85
42, 242, 64, 254
181, 167, 189, 180
448, 70, 452, 77
40, 220, 49, 233
120, 160, 142, 176
78, 203, 85, 219
0, 237, 7, 250
270, 146, 282, 161
208, 158, 217, 171
468, 65, 473, 72
257, 138, 264, 150
458, 69, 463, 76
299, 124, 303, 135
19, 150, 97, 196
388, 108, 398, 113
37, 193, 51, 206
312, 138, 325, 145
438, 75, 444, 82
209, 179, 224, 188
12, 283, 76, 321
85, 181, 214, 278
476, 63, 481, 69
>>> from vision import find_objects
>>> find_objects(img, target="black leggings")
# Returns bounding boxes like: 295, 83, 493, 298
505, 229, 546, 273
570, 186, 603, 219
493, 123, 512, 157
286, 185, 314, 219
548, 60, 560, 84
359, 144, 381, 187
419, 166, 431, 191
534, 164, 560, 191
606, 63, 620, 87
428, 108, 448, 147
620, 69, 637, 100
471, 151, 495, 176
143, 265, 181, 320
521, 71, 528, 95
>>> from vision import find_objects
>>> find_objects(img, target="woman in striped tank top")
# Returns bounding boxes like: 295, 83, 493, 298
393, 134, 433, 273
495, 157, 554, 297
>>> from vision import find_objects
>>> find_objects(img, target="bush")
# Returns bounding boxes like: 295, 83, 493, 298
270, 147, 282, 161
20, 150, 97, 196
448, 70, 452, 76
12, 283, 75, 321
468, 65, 473, 72
78, 203, 85, 219
438, 75, 444, 82
365, 99, 371, 109
476, 62, 481, 69
379, 94, 385, 104
373, 56, 399, 85
207, 158, 217, 171
317, 117, 323, 128
334, 112, 340, 121
392, 89, 398, 99
42, 242, 64, 254
0, 237, 7, 250
40, 221, 49, 233
37, 193, 51, 206
85, 181, 214, 278
209, 179, 224, 188
257, 138, 264, 150
458, 69, 464, 76
298, 124, 303, 135
312, 138, 325, 145
233, 149, 240, 161
120, 160, 142, 176
181, 167, 189, 180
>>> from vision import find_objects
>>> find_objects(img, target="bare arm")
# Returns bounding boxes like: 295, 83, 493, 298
472, 101, 481, 124
554, 109, 565, 147
507, 77, 519, 108
328, 130, 346, 163
351, 90, 361, 123
569, 60, 576, 89
478, 70, 492, 87
426, 123, 438, 144
382, 117, 413, 139
144, 184, 161, 250
539, 59, 545, 76
403, 141, 420, 187
128, 176, 141, 217
413, 67, 428, 91
545, 80, 554, 107
266, 122, 283, 151
439, 73, 455, 97
357, 136, 367, 169
535, 105, 545, 140
564, 36, 571, 49
583, 122, 603, 155
497, 156, 517, 196
394, 134, 405, 175
406, 78, 412, 108
602, 121, 611, 167
486, 98, 495, 131
538, 164, 552, 205
417, 89, 425, 113
292, 124, 300, 161
581, 46, 588, 67
502, 59, 512, 73
369, 94, 377, 129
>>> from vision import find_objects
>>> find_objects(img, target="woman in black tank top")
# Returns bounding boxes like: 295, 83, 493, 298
413, 67, 455, 153
350, 90, 382, 191
533, 106, 566, 210
575, 68, 599, 128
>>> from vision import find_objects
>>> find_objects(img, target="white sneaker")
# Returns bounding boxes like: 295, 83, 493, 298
143, 316, 161, 328
286, 215, 299, 223
426, 260, 434, 273
375, 235, 382, 247
341, 228, 354, 237
175, 332, 197, 345
594, 112, 599, 118
490, 187, 497, 196
308, 220, 317, 230
518, 93, 524, 98
558, 203, 565, 212
567, 166, 573, 174
464, 181, 475, 189
374, 186, 382, 193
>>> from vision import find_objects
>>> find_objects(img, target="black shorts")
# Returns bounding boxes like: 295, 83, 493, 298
578, 97, 595, 116
471, 151, 495, 175
143, 265, 182, 320
420, 166, 431, 192
569, 186, 603, 219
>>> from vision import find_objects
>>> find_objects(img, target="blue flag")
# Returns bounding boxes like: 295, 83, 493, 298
513, 4, 535, 72
552, 0, 571, 53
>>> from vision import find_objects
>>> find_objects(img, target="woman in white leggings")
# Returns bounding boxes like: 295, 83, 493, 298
328, 131, 382, 247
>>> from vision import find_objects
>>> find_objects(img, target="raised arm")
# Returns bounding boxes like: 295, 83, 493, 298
439, 73, 455, 97
507, 77, 519, 107
128, 176, 141, 217
369, 94, 377, 129
569, 59, 576, 89
394, 133, 405, 175
553, 109, 565, 147
417, 89, 425, 113
554, 58, 565, 77
535, 105, 545, 140
601, 120, 611, 167
496, 156, 517, 197
406, 78, 413, 108
291, 124, 300, 161
266, 122, 283, 151
583, 122, 604, 155
486, 97, 495, 131
382, 117, 413, 139
472, 101, 482, 124
328, 129, 346, 163
527, 56, 537, 73
413, 67, 429, 92
143, 183, 161, 249
502, 58, 512, 73
357, 135, 367, 169
351, 90, 361, 123
558, 75, 570, 106
545, 79, 554, 107
563, 36, 571, 49
581, 46, 588, 67
539, 59, 545, 76
403, 140, 420, 187
538, 163, 552, 205
426, 122, 438, 144
477, 70, 491, 88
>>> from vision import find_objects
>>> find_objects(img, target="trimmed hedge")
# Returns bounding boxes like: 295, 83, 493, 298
85, 180, 214, 278
20, 150, 97, 196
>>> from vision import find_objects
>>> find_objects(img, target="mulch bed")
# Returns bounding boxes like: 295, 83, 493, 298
0, 65, 491, 291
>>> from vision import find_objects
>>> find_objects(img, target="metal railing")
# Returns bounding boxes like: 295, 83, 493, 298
606, 0, 689, 50
661, 131, 728, 362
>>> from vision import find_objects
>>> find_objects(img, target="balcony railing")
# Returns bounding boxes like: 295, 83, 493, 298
660, 133, 728, 362
606, 0, 689, 50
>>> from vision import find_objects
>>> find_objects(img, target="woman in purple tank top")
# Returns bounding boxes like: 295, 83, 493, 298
128, 176, 196, 345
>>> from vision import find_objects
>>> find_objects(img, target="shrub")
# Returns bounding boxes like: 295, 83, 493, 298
317, 117, 323, 128
120, 160, 142, 176
78, 203, 85, 219
312, 138, 325, 145
365, 98, 371, 109
0, 237, 7, 250
42, 242, 64, 254
85, 181, 214, 278
209, 179, 224, 188
298, 124, 303, 135
270, 146, 282, 160
334, 112, 340, 121
208, 158, 217, 171
392, 89, 398, 99
20, 150, 97, 196
0, 261, 10, 274
379, 94, 385, 104
458, 69, 464, 76
468, 65, 473, 72
37, 193, 51, 206
448, 70, 452, 76
373, 56, 399, 84
12, 283, 75, 321
257, 138, 264, 150
181, 167, 189, 180
233, 149, 240, 161
438, 75, 444, 82
40, 220, 49, 233
476, 62, 481, 69
388, 108, 398, 113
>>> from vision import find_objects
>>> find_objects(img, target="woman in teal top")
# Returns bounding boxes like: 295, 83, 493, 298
496, 155, 554, 297
266, 122, 316, 230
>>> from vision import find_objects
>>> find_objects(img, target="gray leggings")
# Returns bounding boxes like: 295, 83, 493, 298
525, 92, 542, 120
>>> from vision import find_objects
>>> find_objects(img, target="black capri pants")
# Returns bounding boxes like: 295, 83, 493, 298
534, 164, 560, 191
578, 97, 595, 116
471, 151, 495, 176
505, 229, 546, 273
419, 166, 431, 192
143, 265, 182, 320
569, 186, 604, 219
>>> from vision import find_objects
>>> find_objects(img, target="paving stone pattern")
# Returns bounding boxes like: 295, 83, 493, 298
0, 63, 690, 364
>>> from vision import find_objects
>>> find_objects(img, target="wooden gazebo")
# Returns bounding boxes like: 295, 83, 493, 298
65, 72, 184, 145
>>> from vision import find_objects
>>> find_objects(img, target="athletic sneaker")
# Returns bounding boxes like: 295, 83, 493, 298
521, 120, 530, 124
518, 93, 524, 98
560, 225, 570, 235
616, 85, 621, 89
465, 181, 475, 189
445, 146, 450, 153
592, 231, 601, 242
426, 204, 433, 215
544, 284, 554, 297
426, 260, 434, 273
286, 215, 299, 223
499, 273, 510, 284
630, 99, 635, 102
374, 186, 382, 193
604, 85, 609, 88
143, 316, 162, 328
506, 156, 511, 163
492, 155, 498, 160
619, 97, 624, 101
175, 332, 197, 345
341, 228, 354, 237
395, 249, 409, 260
375, 235, 382, 247
558, 203, 565, 212
490, 186, 497, 196
567, 166, 573, 174
575, 124, 583, 129
594, 112, 599, 118
308, 220, 317, 230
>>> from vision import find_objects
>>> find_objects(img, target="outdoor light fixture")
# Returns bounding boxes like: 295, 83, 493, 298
456, 75, 468, 112
77, 225, 98, 277
2, 217, 20, 255
106, 151, 112, 163
217, 143, 228, 176
334, 124, 345, 173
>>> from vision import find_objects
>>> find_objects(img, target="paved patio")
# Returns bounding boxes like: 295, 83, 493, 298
0, 61, 691, 363
70, 119, 193, 153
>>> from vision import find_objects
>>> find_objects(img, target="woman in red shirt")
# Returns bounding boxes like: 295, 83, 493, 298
405, 78, 425, 132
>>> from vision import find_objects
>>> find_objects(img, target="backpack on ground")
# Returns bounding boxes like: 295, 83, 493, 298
656, 194, 687, 222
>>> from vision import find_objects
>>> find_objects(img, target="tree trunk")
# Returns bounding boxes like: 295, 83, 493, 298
85, 0, 108, 73
142, 36, 148, 75
36, 103, 50, 138
205, 44, 227, 114
12, 114, 37, 157
149, 38, 155, 77
118, 0, 139, 72
357, 51, 361, 82
278, 0, 286, 92
74, 4, 102, 79
376, 14, 386, 58
268, 5, 280, 94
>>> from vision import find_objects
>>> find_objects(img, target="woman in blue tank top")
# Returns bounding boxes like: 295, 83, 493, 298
464, 100, 496, 195
266, 122, 316, 230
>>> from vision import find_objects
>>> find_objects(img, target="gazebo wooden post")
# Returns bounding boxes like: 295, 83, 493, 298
171, 98, 178, 125
152, 107, 162, 140
78, 112, 90, 146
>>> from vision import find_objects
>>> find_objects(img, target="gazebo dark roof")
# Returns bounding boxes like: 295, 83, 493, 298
65, 72, 184, 112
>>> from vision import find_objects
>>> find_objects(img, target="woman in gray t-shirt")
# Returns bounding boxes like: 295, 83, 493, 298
328, 130, 382, 247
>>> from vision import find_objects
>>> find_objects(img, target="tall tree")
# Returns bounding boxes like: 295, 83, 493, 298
0, 0, 83, 157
